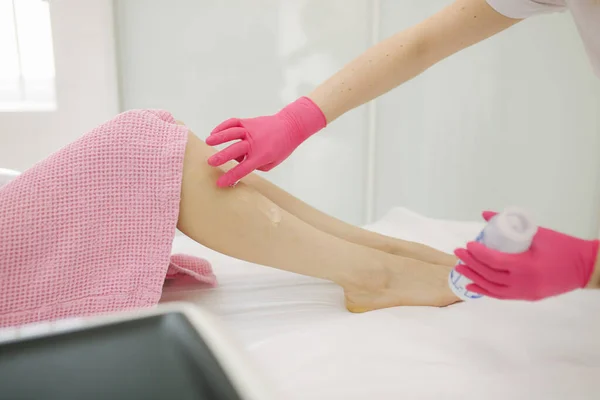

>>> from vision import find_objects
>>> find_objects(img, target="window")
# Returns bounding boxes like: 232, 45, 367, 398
0, 0, 56, 111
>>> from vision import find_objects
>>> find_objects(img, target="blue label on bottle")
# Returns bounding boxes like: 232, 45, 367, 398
450, 228, 485, 299
474, 230, 484, 243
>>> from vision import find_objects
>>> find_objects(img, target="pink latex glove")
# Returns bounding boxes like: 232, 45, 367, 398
454, 211, 599, 301
206, 97, 327, 187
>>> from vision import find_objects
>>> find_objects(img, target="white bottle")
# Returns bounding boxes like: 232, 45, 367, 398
448, 207, 538, 301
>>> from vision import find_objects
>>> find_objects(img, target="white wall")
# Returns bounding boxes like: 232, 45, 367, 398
115, 0, 372, 226
115, 0, 599, 237
374, 1, 600, 238
0, 0, 119, 172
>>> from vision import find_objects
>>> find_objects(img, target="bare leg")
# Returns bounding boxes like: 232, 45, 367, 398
177, 130, 458, 311
175, 119, 454, 266
241, 173, 456, 266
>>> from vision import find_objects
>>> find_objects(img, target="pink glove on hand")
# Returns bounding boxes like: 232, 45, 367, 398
454, 211, 599, 301
206, 97, 327, 187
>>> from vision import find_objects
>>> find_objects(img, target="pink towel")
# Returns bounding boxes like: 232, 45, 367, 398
166, 254, 216, 286
0, 110, 217, 328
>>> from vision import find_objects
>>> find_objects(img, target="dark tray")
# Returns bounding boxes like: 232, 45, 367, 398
0, 312, 244, 400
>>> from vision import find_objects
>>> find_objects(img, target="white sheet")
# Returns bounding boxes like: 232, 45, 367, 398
162, 207, 600, 400
0, 168, 20, 188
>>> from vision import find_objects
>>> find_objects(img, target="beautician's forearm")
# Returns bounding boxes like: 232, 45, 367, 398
308, 0, 519, 123
307, 24, 430, 123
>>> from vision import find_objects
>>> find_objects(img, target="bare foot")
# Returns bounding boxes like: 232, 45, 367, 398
340, 254, 460, 313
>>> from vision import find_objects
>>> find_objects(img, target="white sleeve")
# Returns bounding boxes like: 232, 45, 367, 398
486, 0, 567, 19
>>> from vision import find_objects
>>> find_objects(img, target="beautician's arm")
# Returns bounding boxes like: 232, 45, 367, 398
309, 0, 520, 122
208, 0, 522, 187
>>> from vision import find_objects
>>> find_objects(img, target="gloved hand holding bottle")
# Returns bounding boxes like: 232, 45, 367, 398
454, 211, 600, 301
206, 97, 327, 188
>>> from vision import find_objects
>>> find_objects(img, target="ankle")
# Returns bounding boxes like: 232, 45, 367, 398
334, 251, 392, 292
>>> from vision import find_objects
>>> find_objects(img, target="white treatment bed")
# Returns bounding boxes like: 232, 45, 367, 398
162, 207, 600, 400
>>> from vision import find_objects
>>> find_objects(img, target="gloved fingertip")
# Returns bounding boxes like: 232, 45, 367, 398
455, 264, 468, 275
209, 155, 230, 167
482, 211, 497, 222
466, 241, 485, 252
465, 284, 480, 293
258, 163, 275, 172
216, 177, 231, 188
453, 248, 466, 259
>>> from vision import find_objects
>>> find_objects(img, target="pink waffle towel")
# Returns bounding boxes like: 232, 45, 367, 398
0, 110, 217, 328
